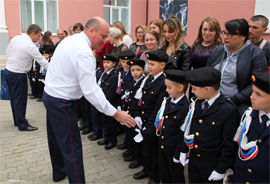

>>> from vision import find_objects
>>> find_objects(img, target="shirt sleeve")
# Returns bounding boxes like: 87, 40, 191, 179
76, 52, 117, 116
29, 45, 50, 70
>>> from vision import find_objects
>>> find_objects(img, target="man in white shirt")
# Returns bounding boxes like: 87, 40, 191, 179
5, 24, 49, 131
43, 17, 136, 183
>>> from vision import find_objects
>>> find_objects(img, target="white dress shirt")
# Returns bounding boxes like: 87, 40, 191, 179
259, 110, 270, 127
201, 92, 220, 109
44, 32, 117, 116
5, 35, 49, 73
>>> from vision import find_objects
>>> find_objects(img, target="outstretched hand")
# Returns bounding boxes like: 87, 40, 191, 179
113, 110, 136, 128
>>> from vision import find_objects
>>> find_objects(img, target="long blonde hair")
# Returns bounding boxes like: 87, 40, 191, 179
159, 16, 183, 53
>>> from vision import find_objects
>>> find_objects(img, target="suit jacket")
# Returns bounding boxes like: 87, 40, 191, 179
180, 94, 239, 174
96, 67, 103, 81
133, 74, 167, 128
100, 68, 118, 107
123, 77, 144, 117
142, 95, 190, 159
233, 109, 270, 183
117, 70, 133, 107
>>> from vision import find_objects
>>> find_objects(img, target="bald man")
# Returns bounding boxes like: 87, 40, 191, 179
43, 17, 136, 183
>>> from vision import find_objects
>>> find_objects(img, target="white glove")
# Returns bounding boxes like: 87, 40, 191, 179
208, 170, 225, 181
173, 157, 180, 163
133, 128, 143, 143
180, 152, 189, 166
135, 117, 143, 129
117, 106, 122, 111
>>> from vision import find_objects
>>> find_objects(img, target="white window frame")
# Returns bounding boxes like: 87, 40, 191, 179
103, 0, 131, 35
20, 0, 59, 35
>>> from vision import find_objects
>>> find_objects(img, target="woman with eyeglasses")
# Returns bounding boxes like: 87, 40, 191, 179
207, 18, 267, 111
191, 17, 223, 69
129, 25, 148, 58
159, 15, 191, 71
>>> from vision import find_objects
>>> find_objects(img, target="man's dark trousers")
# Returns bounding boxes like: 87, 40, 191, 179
4, 69, 30, 130
43, 91, 85, 183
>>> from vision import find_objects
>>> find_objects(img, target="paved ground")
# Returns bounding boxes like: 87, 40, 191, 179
0, 97, 188, 184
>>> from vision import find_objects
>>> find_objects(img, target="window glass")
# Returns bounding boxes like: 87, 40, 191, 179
20, 0, 32, 33
103, 0, 115, 6
117, 0, 128, 7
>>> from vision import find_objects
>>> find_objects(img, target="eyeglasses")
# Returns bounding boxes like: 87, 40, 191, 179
136, 32, 144, 35
221, 30, 240, 39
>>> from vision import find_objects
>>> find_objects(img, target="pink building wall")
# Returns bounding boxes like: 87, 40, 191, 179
4, 0, 270, 45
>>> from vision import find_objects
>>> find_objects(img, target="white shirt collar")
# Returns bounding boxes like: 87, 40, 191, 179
134, 76, 143, 86
106, 67, 114, 74
203, 92, 220, 108
81, 31, 91, 46
259, 110, 270, 127
152, 71, 163, 82
171, 94, 185, 104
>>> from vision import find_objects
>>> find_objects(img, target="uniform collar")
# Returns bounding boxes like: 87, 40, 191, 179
81, 31, 91, 46
106, 67, 114, 74
171, 94, 185, 104
203, 92, 220, 108
259, 110, 270, 126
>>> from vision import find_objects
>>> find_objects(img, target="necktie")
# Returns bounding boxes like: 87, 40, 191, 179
123, 71, 127, 76
169, 102, 175, 110
133, 79, 136, 86
261, 114, 269, 132
202, 101, 209, 113
147, 75, 154, 86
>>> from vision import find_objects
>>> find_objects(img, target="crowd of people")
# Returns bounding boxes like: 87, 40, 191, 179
4, 14, 269, 184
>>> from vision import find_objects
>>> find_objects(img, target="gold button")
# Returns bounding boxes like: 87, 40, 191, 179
161, 136, 164, 139
199, 119, 203, 123
144, 91, 146, 94
258, 139, 262, 143
106, 83, 108, 85
212, 122, 215, 125
246, 182, 250, 184
142, 101, 144, 104
142, 111, 144, 114
121, 89, 123, 91
122, 81, 124, 83
165, 115, 168, 119
247, 169, 252, 173
174, 116, 176, 119
197, 154, 200, 157
129, 99, 131, 101
123, 105, 125, 107
130, 91, 133, 93
144, 120, 146, 122
151, 92, 153, 94
102, 80, 104, 82
127, 107, 129, 109
194, 145, 198, 148
163, 126, 165, 129
228, 98, 230, 100
195, 132, 199, 136
161, 145, 164, 149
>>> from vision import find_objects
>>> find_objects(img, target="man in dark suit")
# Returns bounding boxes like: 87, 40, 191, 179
233, 72, 270, 184
180, 67, 239, 184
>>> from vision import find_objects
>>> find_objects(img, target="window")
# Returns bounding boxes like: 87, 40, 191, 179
20, 0, 58, 34
103, 0, 131, 34
254, 0, 270, 33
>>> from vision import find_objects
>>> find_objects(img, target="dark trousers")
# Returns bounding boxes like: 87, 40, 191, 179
126, 127, 136, 156
159, 150, 185, 183
188, 151, 222, 184
142, 137, 160, 182
101, 114, 118, 144
29, 77, 39, 97
90, 104, 103, 137
81, 97, 92, 129
38, 81, 44, 98
4, 69, 30, 130
43, 91, 85, 183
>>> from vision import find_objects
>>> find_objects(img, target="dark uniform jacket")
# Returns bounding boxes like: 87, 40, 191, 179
181, 94, 239, 174
96, 68, 102, 81
160, 42, 192, 71
100, 68, 118, 107
117, 70, 133, 108
233, 109, 270, 183
123, 77, 144, 117
133, 74, 167, 127
142, 95, 190, 159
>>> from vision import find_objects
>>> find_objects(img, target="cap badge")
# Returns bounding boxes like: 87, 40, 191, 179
103, 56, 106, 59
125, 56, 128, 59
251, 75, 256, 82
146, 54, 149, 58
130, 61, 133, 65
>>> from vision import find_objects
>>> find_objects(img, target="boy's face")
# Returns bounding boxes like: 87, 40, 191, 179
130, 65, 144, 80
147, 60, 165, 76
43, 53, 50, 60
191, 85, 207, 100
165, 79, 184, 100
121, 59, 130, 70
250, 85, 270, 113
103, 60, 115, 71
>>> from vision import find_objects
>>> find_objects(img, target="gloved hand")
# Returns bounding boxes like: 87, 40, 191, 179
135, 117, 143, 129
133, 128, 143, 143
180, 152, 189, 166
117, 106, 122, 111
173, 157, 180, 163
208, 170, 225, 181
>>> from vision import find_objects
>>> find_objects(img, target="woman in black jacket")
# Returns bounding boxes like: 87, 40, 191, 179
159, 16, 191, 71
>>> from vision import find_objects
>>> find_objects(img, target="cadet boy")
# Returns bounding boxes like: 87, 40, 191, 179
233, 72, 270, 183
116, 50, 135, 150
134, 70, 190, 183
97, 54, 119, 150
88, 58, 103, 141
121, 59, 145, 167
180, 67, 239, 183
133, 50, 168, 184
